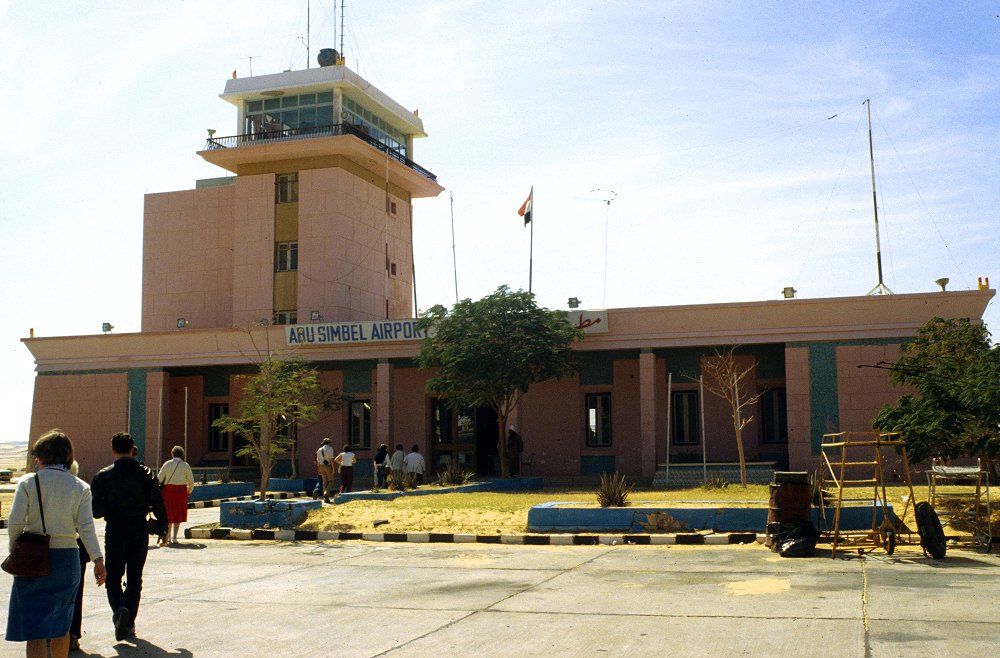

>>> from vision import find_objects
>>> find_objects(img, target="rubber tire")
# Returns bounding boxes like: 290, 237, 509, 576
915, 501, 947, 559
883, 529, 895, 556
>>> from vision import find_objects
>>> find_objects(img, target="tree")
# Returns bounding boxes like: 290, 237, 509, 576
416, 286, 584, 477
212, 332, 338, 500
873, 317, 999, 472
701, 347, 763, 488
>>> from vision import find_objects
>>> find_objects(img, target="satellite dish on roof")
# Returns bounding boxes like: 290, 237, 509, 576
318, 48, 340, 67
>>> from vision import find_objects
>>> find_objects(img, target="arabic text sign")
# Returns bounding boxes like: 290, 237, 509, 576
571, 310, 608, 333
286, 320, 428, 346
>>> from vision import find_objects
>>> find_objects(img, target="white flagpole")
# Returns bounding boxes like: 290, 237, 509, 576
700, 375, 707, 484
528, 186, 534, 294
665, 372, 673, 488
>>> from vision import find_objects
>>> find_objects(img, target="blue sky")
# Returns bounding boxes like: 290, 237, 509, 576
2, 1, 996, 442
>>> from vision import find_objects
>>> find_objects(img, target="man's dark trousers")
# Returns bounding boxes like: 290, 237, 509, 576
104, 523, 149, 627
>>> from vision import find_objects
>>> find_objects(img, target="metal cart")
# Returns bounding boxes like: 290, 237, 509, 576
926, 458, 993, 551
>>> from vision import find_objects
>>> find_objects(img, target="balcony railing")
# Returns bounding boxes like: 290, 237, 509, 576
203, 123, 437, 182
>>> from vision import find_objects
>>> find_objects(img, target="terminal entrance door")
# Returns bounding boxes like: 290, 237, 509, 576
430, 400, 499, 476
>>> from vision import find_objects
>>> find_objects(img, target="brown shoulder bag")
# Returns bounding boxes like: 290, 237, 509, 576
2, 474, 51, 578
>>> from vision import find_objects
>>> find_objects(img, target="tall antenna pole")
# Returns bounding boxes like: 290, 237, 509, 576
340, 1, 346, 62
865, 99, 892, 295
450, 191, 459, 304
306, 1, 310, 69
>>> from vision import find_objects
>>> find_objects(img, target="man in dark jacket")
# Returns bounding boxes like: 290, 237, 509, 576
91, 432, 168, 642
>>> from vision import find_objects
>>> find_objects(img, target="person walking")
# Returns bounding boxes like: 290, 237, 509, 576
389, 444, 406, 483
404, 444, 426, 486
68, 460, 91, 652
5, 429, 106, 658
373, 443, 389, 489
334, 444, 356, 493
157, 446, 195, 544
91, 432, 167, 643
315, 438, 336, 503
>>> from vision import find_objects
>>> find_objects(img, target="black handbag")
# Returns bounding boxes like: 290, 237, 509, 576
2, 474, 51, 578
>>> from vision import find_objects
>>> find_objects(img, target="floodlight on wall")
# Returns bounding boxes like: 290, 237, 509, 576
259, 318, 270, 326
176, 318, 187, 329
568, 297, 581, 309
934, 277, 949, 292
310, 310, 322, 321
102, 322, 113, 333
782, 287, 797, 299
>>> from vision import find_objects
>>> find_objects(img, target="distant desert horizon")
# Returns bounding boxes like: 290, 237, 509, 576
0, 442, 29, 471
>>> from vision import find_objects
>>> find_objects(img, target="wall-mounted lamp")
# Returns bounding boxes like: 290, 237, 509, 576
310, 310, 322, 321
568, 297, 581, 309
176, 318, 187, 329
259, 318, 270, 326
782, 287, 797, 299
102, 322, 114, 333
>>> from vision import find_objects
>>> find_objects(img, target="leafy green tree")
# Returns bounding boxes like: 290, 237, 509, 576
873, 317, 999, 472
416, 286, 584, 477
213, 341, 338, 500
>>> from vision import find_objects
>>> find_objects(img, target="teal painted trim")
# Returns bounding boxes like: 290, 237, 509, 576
808, 344, 839, 454
655, 344, 786, 380
342, 361, 375, 394
127, 370, 147, 460
578, 352, 639, 385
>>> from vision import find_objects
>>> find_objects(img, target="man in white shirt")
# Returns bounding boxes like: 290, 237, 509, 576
315, 438, 336, 503
404, 444, 426, 486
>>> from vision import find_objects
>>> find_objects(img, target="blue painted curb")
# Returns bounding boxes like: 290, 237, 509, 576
527, 502, 897, 533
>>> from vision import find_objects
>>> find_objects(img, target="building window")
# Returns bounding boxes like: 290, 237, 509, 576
761, 387, 788, 443
672, 390, 700, 445
585, 393, 612, 447
275, 241, 298, 272
349, 400, 372, 449
208, 403, 230, 452
276, 173, 298, 203
431, 399, 453, 444
246, 93, 334, 137
273, 310, 297, 325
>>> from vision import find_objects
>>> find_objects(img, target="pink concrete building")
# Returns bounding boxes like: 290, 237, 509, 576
21, 58, 995, 484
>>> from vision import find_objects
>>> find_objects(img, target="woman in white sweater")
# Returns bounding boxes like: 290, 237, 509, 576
5, 429, 106, 658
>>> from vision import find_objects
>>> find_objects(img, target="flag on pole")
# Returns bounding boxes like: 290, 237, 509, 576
517, 188, 533, 226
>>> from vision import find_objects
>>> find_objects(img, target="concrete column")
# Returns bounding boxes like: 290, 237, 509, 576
639, 350, 659, 477
376, 359, 394, 448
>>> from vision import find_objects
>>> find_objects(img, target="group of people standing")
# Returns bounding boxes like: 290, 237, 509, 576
5, 429, 195, 656
318, 441, 426, 497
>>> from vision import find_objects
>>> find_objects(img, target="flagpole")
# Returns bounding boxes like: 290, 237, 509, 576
528, 186, 534, 294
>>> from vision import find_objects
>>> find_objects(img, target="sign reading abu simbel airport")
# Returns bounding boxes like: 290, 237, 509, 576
286, 319, 428, 346
285, 311, 608, 346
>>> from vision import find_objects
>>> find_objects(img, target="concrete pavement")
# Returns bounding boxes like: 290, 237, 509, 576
0, 506, 998, 657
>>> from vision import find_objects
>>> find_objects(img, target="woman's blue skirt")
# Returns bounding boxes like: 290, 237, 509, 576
6, 547, 80, 642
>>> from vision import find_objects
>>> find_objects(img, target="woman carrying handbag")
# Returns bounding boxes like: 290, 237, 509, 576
5, 429, 106, 658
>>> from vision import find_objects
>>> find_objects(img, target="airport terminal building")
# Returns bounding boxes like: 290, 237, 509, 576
22, 57, 994, 482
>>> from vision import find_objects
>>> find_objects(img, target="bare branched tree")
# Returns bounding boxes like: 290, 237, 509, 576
701, 347, 764, 488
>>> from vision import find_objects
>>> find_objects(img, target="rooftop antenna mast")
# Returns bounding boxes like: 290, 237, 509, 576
339, 0, 346, 63
865, 99, 892, 295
